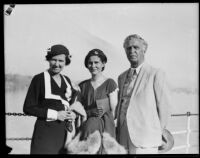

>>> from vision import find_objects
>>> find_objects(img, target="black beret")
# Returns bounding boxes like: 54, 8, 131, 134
46, 44, 70, 59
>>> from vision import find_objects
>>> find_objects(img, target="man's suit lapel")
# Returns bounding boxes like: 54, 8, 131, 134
131, 63, 149, 97
119, 70, 129, 100
119, 63, 149, 102
116, 70, 128, 120
118, 65, 149, 129
116, 70, 128, 127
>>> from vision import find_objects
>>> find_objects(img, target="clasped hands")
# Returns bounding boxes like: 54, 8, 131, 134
87, 107, 104, 117
57, 109, 76, 122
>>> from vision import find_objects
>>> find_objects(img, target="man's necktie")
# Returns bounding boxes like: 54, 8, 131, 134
126, 68, 137, 82
124, 69, 137, 96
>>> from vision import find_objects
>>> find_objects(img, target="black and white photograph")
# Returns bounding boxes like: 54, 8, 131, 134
4, 3, 198, 154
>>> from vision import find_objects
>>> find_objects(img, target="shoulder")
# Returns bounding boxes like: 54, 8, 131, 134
154, 68, 165, 82
31, 72, 44, 82
119, 69, 129, 76
105, 78, 117, 92
142, 63, 163, 76
78, 79, 91, 93
106, 78, 117, 85
78, 79, 90, 89
149, 65, 165, 78
28, 72, 44, 88
143, 64, 166, 83
118, 69, 129, 80
79, 79, 90, 86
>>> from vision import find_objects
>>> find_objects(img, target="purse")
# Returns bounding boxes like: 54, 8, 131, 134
65, 120, 73, 132
96, 97, 110, 116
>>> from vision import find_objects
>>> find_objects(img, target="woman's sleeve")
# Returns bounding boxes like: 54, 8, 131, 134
23, 75, 48, 118
108, 79, 118, 94
108, 79, 118, 117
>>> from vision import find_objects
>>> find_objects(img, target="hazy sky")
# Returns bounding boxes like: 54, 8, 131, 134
4, 3, 198, 88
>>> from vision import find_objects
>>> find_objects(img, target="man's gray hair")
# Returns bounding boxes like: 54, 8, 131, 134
123, 34, 148, 53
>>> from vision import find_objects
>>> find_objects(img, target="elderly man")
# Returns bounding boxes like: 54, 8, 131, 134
115, 34, 171, 154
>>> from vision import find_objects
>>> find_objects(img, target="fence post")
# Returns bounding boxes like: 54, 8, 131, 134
186, 112, 191, 153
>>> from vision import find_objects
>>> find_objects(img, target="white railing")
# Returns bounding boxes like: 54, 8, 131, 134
170, 112, 199, 153
6, 111, 199, 154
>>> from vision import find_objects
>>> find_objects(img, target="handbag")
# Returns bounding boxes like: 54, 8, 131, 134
96, 97, 110, 116
65, 120, 73, 132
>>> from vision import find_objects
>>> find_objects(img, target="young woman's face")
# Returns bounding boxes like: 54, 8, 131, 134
87, 56, 105, 75
49, 54, 66, 74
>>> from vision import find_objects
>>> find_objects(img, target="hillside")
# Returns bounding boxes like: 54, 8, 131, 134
5, 74, 32, 92
5, 74, 198, 94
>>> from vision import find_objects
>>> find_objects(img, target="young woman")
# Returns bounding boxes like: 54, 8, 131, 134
77, 49, 118, 154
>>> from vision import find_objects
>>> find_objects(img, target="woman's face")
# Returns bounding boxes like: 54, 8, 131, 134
87, 56, 105, 75
49, 54, 66, 75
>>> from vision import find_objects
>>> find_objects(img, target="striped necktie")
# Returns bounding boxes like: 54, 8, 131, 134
127, 68, 137, 82
123, 68, 137, 96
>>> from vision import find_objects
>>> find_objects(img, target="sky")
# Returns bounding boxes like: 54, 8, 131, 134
4, 3, 199, 89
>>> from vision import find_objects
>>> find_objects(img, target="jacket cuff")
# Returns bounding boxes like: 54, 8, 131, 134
47, 109, 58, 121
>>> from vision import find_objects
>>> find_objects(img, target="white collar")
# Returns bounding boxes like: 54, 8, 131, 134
130, 62, 144, 75
44, 71, 71, 108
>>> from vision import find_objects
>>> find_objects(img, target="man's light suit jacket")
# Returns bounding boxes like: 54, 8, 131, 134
116, 62, 171, 148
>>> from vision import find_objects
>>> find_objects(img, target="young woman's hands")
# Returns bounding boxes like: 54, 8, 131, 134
87, 107, 103, 117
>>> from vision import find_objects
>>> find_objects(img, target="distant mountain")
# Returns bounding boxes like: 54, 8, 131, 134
5, 74, 198, 95
5, 74, 82, 92
5, 6, 127, 78
5, 74, 32, 92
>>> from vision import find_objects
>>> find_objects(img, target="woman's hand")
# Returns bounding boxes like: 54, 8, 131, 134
57, 110, 76, 121
66, 110, 76, 122
57, 110, 68, 121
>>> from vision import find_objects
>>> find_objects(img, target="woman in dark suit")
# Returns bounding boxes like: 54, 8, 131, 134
23, 44, 85, 154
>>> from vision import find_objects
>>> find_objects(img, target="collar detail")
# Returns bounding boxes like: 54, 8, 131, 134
44, 71, 71, 109
130, 62, 144, 75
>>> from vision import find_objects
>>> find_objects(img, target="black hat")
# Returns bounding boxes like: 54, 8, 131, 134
46, 44, 71, 65
46, 44, 70, 58
158, 129, 174, 153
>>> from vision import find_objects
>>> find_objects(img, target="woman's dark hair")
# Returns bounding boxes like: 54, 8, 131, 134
45, 44, 71, 65
84, 49, 107, 71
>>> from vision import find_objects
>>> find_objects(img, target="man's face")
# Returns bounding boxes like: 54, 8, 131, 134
124, 38, 145, 67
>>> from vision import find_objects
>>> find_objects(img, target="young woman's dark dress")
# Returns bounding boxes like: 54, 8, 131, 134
78, 78, 117, 154
23, 72, 76, 154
